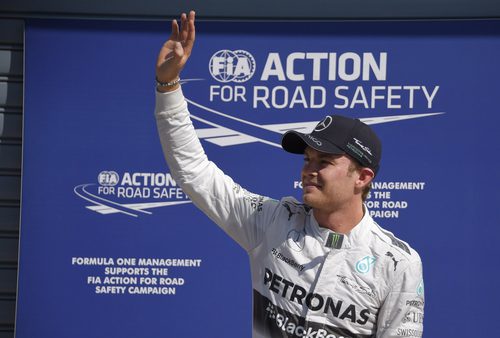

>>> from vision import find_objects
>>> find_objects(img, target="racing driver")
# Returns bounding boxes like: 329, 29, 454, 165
154, 11, 425, 338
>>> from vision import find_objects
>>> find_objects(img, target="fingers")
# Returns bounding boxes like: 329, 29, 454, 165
183, 11, 196, 56
188, 11, 196, 42
168, 18, 179, 41
156, 11, 195, 83
179, 12, 188, 43
168, 11, 189, 42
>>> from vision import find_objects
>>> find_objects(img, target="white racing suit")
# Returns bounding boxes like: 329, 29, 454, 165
155, 88, 424, 338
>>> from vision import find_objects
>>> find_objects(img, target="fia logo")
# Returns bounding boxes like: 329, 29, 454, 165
355, 256, 376, 274
98, 171, 119, 186
209, 50, 256, 83
75, 171, 191, 217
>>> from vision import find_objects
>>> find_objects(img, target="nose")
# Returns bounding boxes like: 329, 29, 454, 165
302, 161, 318, 177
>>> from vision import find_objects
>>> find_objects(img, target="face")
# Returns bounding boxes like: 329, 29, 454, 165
301, 147, 360, 213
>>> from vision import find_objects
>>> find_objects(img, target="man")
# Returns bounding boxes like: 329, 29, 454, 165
155, 11, 424, 338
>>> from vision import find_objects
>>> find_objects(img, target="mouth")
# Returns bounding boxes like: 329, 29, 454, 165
303, 181, 321, 190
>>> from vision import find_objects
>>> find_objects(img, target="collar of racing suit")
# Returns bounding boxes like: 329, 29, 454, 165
308, 205, 372, 250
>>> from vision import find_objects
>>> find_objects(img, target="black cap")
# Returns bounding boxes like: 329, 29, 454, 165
281, 115, 382, 174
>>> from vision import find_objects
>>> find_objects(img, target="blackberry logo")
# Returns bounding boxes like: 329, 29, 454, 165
209, 50, 256, 83
265, 302, 277, 319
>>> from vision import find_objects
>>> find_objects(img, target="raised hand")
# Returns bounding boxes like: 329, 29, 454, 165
156, 11, 196, 91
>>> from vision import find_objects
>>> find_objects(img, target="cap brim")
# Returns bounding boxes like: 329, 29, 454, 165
281, 130, 345, 155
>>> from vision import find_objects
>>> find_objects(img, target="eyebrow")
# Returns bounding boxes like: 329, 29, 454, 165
304, 150, 342, 160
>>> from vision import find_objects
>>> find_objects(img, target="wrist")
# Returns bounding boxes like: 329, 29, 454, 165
156, 83, 180, 93
156, 77, 181, 92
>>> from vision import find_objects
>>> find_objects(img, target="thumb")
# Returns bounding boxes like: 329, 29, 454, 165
173, 41, 184, 59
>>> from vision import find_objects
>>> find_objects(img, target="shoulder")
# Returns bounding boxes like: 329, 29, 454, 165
368, 220, 421, 263
261, 196, 311, 226
365, 221, 423, 298
363, 219, 422, 291
246, 194, 309, 222
280, 196, 312, 214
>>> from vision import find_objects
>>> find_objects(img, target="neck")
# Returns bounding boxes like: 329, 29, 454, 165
313, 201, 365, 234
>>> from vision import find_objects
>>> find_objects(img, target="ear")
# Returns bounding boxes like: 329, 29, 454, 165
356, 167, 375, 190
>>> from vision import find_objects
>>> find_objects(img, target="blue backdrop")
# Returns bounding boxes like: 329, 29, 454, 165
17, 19, 500, 337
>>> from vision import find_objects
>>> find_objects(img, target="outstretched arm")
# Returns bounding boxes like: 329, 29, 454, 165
154, 12, 276, 251
156, 11, 196, 92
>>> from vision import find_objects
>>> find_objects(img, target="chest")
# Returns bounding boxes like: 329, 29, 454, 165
252, 231, 385, 331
